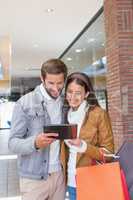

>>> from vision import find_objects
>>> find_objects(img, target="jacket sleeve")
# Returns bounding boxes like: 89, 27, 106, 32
8, 101, 37, 155
85, 109, 114, 162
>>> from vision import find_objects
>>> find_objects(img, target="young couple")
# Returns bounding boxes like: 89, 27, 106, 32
9, 58, 114, 200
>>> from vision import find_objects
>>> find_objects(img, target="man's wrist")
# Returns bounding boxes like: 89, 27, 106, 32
34, 141, 39, 150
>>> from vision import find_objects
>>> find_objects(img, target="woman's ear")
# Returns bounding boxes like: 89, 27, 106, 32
85, 92, 89, 99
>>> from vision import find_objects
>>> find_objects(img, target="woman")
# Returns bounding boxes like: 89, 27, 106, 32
61, 72, 114, 200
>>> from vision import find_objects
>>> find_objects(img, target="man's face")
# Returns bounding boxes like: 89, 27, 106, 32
42, 73, 65, 99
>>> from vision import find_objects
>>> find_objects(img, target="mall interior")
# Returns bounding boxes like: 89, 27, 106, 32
0, 0, 133, 199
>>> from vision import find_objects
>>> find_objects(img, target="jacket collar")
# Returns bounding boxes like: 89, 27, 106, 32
34, 85, 44, 104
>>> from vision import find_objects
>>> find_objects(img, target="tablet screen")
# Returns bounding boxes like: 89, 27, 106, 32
43, 124, 77, 139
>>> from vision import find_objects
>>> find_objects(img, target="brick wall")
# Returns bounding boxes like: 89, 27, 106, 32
104, 0, 133, 151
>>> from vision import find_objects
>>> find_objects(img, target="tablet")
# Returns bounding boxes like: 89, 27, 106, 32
43, 124, 77, 139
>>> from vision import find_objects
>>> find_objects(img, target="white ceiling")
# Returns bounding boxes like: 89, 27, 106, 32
0, 0, 103, 77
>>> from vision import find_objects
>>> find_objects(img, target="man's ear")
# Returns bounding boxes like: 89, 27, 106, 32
40, 75, 44, 83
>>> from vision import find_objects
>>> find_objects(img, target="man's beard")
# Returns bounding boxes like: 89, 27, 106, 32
44, 85, 62, 99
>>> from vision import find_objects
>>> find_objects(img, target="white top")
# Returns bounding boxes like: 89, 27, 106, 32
40, 84, 62, 173
65, 100, 88, 187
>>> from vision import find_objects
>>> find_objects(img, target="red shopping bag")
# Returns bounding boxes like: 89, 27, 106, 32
121, 169, 130, 200
76, 162, 127, 200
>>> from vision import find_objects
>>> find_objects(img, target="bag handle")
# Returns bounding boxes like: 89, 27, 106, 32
91, 148, 120, 165
99, 147, 120, 163
99, 148, 106, 163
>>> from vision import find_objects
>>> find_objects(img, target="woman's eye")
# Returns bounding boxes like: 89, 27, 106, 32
67, 91, 82, 96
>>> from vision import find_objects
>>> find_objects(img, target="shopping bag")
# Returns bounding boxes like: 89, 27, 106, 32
76, 162, 125, 200
115, 141, 133, 197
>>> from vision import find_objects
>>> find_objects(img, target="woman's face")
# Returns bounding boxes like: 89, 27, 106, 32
66, 81, 88, 109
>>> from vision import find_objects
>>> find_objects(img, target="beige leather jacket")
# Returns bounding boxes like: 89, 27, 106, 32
60, 106, 114, 177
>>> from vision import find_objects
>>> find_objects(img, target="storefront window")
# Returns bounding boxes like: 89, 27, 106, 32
60, 9, 107, 109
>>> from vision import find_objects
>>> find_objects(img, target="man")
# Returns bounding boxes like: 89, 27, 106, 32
8, 58, 68, 200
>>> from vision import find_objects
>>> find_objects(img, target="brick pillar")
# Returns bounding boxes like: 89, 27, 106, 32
104, 0, 133, 150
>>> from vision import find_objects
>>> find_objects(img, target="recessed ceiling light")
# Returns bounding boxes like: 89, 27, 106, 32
101, 43, 105, 46
44, 8, 54, 13
75, 48, 82, 53
87, 38, 95, 43
66, 57, 72, 61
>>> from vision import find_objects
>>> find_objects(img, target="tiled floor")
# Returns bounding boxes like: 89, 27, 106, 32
0, 130, 20, 199
0, 159, 20, 198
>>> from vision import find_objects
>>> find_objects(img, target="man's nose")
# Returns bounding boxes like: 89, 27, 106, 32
53, 85, 59, 92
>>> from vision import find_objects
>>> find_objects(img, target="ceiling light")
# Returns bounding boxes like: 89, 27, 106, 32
75, 48, 82, 53
45, 8, 54, 13
87, 38, 95, 43
66, 57, 72, 61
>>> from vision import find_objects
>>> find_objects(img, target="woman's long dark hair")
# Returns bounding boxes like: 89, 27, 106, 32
65, 72, 99, 108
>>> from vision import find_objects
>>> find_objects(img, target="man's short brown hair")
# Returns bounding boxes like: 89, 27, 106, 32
41, 58, 68, 80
